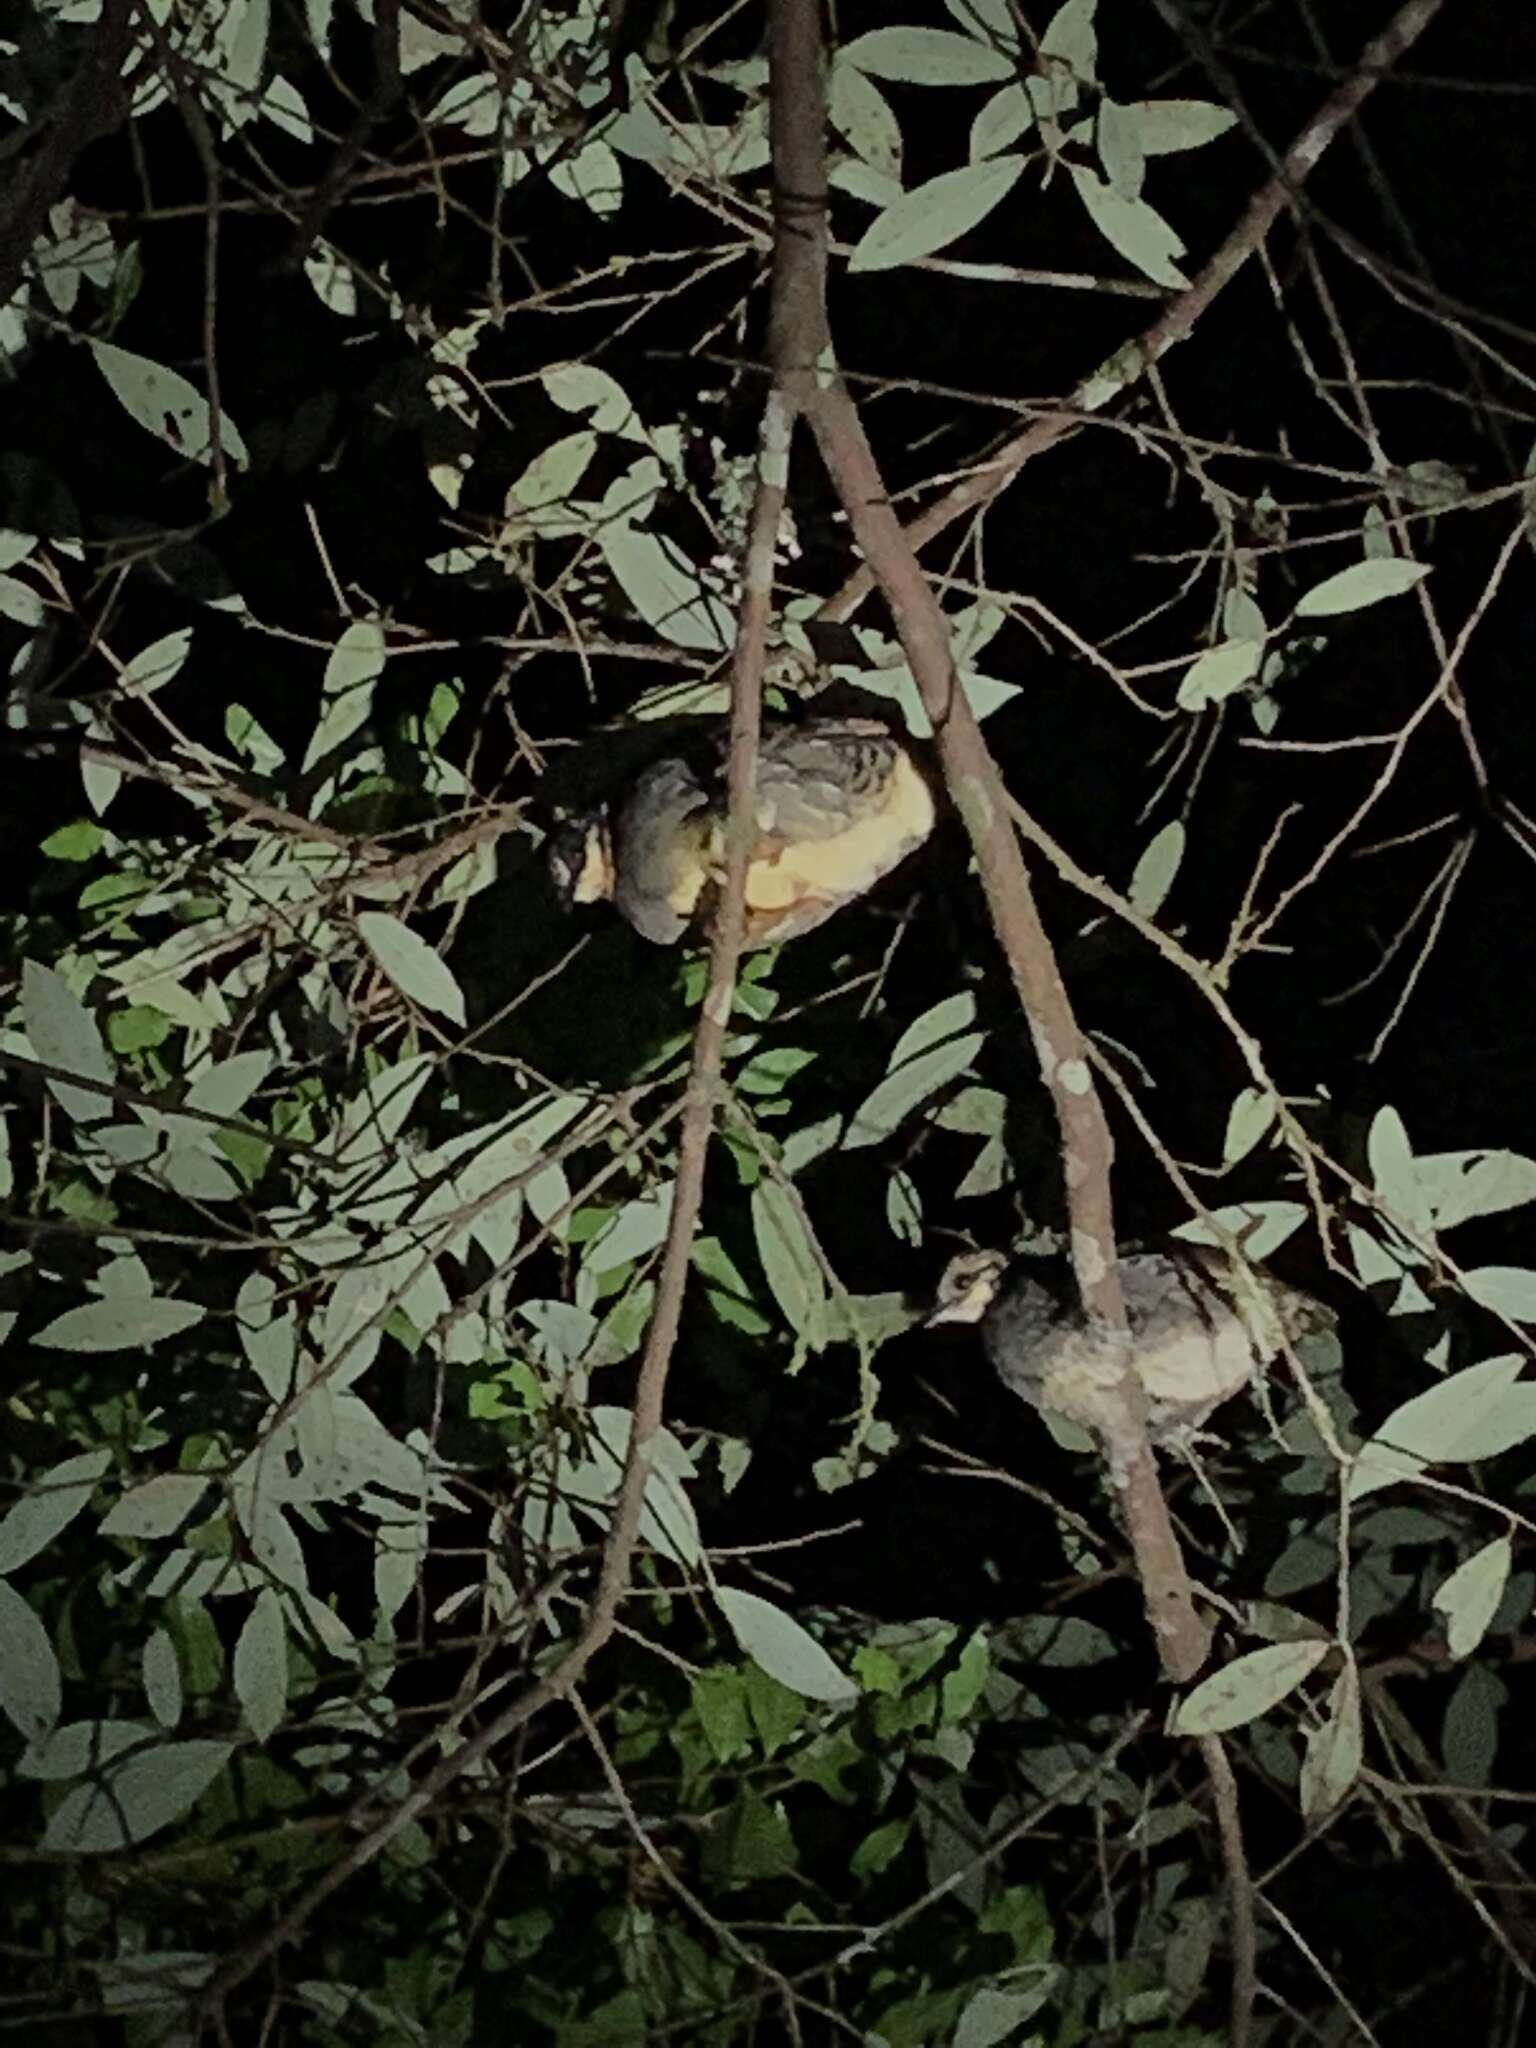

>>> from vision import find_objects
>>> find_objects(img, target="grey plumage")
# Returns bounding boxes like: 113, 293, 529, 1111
550, 718, 935, 948
928, 1248, 1326, 1446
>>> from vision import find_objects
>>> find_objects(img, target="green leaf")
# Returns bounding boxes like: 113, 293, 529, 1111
588, 1183, 675, 1272
0, 1577, 62, 1739
35, 1296, 205, 1352
751, 1179, 828, 1353
1130, 98, 1238, 154
829, 57, 902, 177
1222, 1088, 1276, 1166
1349, 1356, 1536, 1500
1414, 1149, 1536, 1230
1462, 1267, 1536, 1320
1129, 819, 1184, 916
1433, 1536, 1511, 1660
0, 1449, 112, 1572
717, 1787, 796, 1884
691, 1668, 751, 1762
1300, 1663, 1362, 1821
1176, 637, 1262, 710
143, 1629, 183, 1730
42, 1739, 234, 1854
323, 617, 386, 694
1174, 1200, 1307, 1263
19, 1720, 157, 1780
841, 27, 1014, 84
715, 1588, 857, 1703
120, 629, 193, 696
1442, 1663, 1503, 1788
357, 911, 466, 1025
1070, 166, 1187, 287
849, 156, 1025, 273
1368, 1106, 1433, 1235
1295, 558, 1430, 618
22, 959, 115, 1125
234, 1587, 288, 1741
850, 1815, 910, 1880
99, 1473, 208, 1542
846, 1030, 986, 1147
599, 527, 733, 652
89, 341, 248, 469
1172, 1640, 1329, 1736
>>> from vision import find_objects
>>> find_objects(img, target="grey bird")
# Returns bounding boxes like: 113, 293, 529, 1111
549, 718, 935, 948
927, 1247, 1327, 1447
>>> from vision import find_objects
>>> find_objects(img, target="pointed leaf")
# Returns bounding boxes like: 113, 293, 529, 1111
849, 156, 1024, 273
1295, 559, 1430, 618
1433, 1536, 1511, 1660
1172, 1640, 1328, 1736
0, 1578, 62, 1739
716, 1588, 857, 1703
357, 911, 466, 1025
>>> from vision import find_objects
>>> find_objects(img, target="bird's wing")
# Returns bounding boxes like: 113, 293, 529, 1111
1120, 1253, 1258, 1430
610, 755, 713, 944
730, 724, 934, 938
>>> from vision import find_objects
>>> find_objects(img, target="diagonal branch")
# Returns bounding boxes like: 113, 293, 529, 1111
767, 0, 1208, 1685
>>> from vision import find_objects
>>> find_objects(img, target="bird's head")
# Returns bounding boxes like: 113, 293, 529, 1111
925, 1248, 1011, 1327
548, 810, 614, 908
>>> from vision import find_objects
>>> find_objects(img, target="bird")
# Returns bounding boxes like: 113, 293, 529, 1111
926, 1246, 1327, 1448
548, 718, 935, 948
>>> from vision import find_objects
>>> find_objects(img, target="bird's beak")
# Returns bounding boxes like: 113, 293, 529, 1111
923, 1288, 990, 1329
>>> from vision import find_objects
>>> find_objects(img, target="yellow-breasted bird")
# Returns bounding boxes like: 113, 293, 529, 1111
549, 718, 934, 948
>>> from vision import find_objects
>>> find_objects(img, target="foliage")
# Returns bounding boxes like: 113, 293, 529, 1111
2, 1, 1535, 2043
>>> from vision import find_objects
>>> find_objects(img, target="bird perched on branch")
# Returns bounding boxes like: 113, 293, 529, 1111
549, 718, 935, 948
927, 1246, 1327, 1447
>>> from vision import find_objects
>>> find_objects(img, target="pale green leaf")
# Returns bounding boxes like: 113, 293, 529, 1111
1222, 1088, 1276, 1167
22, 958, 115, 1125
99, 1474, 208, 1541
841, 27, 1014, 84
849, 157, 1025, 274
143, 1630, 183, 1730
1129, 820, 1184, 917
1300, 1662, 1362, 1821
35, 1297, 205, 1352
1414, 1149, 1536, 1231
1174, 1200, 1307, 1263
588, 1182, 675, 1272
0, 1449, 112, 1572
600, 527, 733, 651
0, 1577, 63, 1739
752, 1179, 828, 1352
1295, 558, 1430, 618
20, 1720, 156, 1780
1349, 1356, 1536, 1500
716, 1588, 857, 1703
1070, 166, 1186, 287
89, 341, 248, 469
42, 1739, 234, 1854
1129, 99, 1238, 154
120, 630, 193, 698
891, 990, 978, 1067
233, 1588, 288, 1741
1462, 1267, 1536, 1321
1368, 1105, 1432, 1234
324, 618, 386, 694
829, 59, 902, 176
1176, 638, 1262, 710
1172, 1640, 1328, 1736
1434, 1537, 1511, 1661
970, 82, 1035, 160
357, 911, 466, 1025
